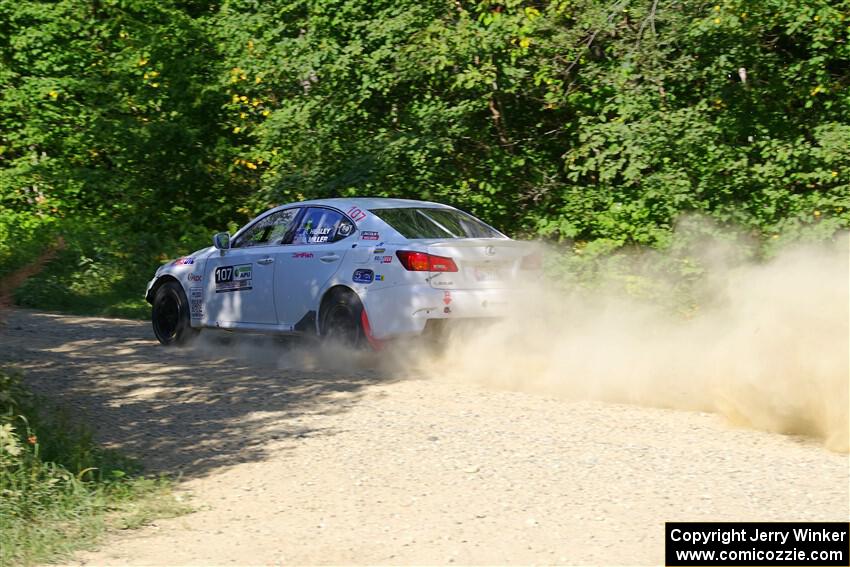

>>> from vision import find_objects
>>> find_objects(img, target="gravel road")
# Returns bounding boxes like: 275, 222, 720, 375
2, 308, 847, 565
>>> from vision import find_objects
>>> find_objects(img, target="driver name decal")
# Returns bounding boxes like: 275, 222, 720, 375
215, 264, 253, 293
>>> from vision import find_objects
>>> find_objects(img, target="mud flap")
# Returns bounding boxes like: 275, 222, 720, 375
360, 310, 383, 351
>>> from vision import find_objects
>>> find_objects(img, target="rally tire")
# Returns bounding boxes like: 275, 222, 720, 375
151, 280, 198, 346
320, 288, 367, 349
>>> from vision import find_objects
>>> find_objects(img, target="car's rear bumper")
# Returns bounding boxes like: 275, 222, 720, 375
360, 284, 513, 340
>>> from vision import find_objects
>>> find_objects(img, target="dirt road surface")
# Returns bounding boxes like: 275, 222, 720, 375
2, 309, 847, 565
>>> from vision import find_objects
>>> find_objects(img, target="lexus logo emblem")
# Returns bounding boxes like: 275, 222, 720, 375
485, 246, 496, 256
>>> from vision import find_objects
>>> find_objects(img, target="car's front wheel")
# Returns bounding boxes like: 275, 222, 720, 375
320, 288, 367, 349
152, 280, 197, 346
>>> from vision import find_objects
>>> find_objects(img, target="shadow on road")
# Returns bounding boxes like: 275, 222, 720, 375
1, 309, 401, 478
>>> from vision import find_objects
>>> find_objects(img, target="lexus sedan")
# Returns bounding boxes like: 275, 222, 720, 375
146, 198, 540, 348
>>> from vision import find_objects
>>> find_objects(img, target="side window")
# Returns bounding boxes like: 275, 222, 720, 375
291, 207, 353, 245
336, 217, 355, 241
232, 208, 299, 248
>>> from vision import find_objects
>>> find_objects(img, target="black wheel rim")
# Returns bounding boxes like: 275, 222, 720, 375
154, 292, 180, 341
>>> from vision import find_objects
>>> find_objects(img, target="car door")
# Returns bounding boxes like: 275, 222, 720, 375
274, 206, 355, 330
204, 208, 300, 326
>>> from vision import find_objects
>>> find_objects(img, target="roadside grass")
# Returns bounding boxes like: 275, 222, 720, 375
9, 218, 212, 320
11, 241, 153, 319
0, 368, 192, 566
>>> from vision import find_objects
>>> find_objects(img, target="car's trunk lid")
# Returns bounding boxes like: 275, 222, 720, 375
425, 239, 536, 290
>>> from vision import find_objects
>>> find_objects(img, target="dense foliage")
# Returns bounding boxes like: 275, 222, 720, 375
0, 369, 187, 564
0, 0, 848, 313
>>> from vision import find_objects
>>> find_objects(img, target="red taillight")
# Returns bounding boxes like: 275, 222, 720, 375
428, 254, 458, 272
396, 250, 458, 272
396, 251, 430, 271
520, 252, 543, 270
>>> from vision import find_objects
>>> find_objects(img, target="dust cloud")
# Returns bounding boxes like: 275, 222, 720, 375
189, 234, 849, 452
416, 234, 850, 453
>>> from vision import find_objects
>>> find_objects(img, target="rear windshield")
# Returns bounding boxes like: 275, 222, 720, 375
369, 207, 503, 239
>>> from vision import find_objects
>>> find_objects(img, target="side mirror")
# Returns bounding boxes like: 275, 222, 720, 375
213, 232, 231, 252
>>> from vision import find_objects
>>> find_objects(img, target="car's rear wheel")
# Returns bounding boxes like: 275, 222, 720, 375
152, 280, 197, 346
320, 288, 367, 349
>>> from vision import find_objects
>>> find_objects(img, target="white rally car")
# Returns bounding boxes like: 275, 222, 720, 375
146, 198, 540, 348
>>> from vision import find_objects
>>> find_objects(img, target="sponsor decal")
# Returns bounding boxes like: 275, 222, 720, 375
374, 274, 385, 281
352, 269, 374, 284
346, 206, 367, 223
360, 231, 379, 240
190, 287, 203, 319
292, 252, 314, 259
214, 263, 253, 293
173, 257, 194, 266
338, 223, 353, 236
374, 255, 392, 264
373, 247, 386, 253
187, 273, 202, 282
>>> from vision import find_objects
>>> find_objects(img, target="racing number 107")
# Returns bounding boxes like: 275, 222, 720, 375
347, 206, 367, 223
215, 266, 233, 283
